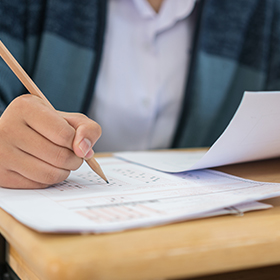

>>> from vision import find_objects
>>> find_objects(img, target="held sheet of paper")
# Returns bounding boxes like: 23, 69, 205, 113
0, 157, 278, 233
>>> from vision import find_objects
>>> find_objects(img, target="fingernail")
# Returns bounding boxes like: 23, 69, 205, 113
85, 149, 94, 160
79, 138, 92, 158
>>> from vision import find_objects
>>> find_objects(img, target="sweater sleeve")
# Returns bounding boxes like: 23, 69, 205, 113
0, 0, 107, 114
0, 1, 29, 114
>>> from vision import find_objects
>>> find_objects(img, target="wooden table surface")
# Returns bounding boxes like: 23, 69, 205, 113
1, 154, 280, 280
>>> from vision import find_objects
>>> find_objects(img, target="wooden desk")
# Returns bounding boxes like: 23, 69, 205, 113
1, 155, 280, 280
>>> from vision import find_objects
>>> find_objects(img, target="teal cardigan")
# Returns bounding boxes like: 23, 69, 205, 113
1, 0, 280, 148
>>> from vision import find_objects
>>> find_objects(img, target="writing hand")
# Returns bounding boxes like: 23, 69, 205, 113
0, 94, 101, 189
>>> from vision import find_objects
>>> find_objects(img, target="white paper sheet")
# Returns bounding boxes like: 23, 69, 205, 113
0, 157, 277, 233
115, 91, 280, 172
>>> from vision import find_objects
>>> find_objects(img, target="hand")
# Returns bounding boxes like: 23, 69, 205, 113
0, 94, 101, 189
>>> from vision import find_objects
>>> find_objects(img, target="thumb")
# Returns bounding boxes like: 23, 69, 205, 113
60, 112, 102, 159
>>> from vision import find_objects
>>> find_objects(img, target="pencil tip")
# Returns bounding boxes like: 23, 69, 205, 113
106, 180, 109, 184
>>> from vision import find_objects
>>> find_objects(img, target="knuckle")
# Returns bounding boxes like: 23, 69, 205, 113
71, 158, 83, 170
94, 122, 102, 136
44, 168, 69, 185
73, 112, 88, 121
53, 148, 80, 169
11, 94, 38, 111
8, 95, 29, 114
90, 122, 102, 141
7, 95, 47, 123
75, 112, 86, 119
57, 125, 75, 146
54, 148, 72, 167
0, 169, 12, 188
13, 94, 31, 104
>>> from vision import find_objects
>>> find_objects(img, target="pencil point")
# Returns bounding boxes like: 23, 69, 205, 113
86, 157, 108, 184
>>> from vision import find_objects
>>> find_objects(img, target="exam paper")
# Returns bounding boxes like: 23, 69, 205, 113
115, 91, 280, 172
0, 157, 277, 233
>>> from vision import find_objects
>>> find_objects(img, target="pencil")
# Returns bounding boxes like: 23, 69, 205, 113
0, 40, 108, 184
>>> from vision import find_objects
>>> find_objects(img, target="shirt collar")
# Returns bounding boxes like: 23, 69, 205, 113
132, 0, 157, 18
133, 0, 196, 19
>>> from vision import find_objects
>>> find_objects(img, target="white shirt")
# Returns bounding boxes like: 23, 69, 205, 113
88, 0, 196, 152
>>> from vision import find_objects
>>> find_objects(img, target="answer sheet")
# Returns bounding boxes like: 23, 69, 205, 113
115, 91, 280, 172
0, 157, 278, 233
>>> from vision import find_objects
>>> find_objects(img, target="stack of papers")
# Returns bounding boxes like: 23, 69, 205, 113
0, 91, 280, 233
0, 157, 276, 233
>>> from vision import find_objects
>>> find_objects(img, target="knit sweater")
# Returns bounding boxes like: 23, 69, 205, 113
1, 0, 280, 148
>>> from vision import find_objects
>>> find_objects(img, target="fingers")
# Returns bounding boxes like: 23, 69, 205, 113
0, 154, 70, 189
0, 95, 81, 188
0, 143, 70, 189
0, 169, 49, 189
0, 94, 102, 189
12, 120, 82, 170
14, 95, 76, 150
60, 111, 102, 159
